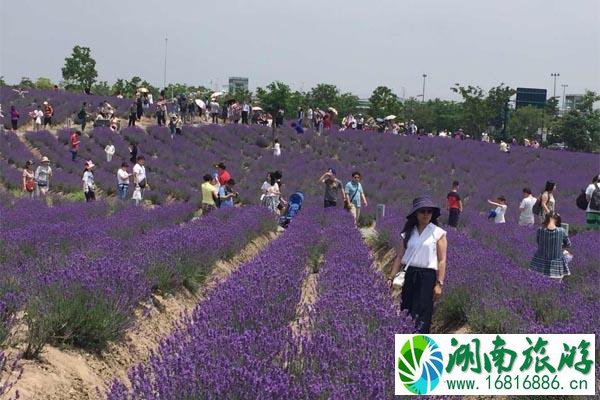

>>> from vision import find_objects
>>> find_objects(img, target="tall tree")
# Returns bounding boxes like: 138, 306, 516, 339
552, 90, 600, 152
61, 45, 98, 90
368, 86, 401, 118
308, 84, 339, 110
18, 77, 35, 88
507, 105, 545, 142
35, 77, 54, 90
255, 81, 293, 114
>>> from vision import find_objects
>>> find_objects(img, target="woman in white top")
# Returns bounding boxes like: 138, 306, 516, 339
519, 188, 537, 226
260, 172, 281, 215
388, 196, 447, 334
82, 160, 96, 202
487, 196, 508, 223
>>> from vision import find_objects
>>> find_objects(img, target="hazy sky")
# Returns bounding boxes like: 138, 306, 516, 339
1, 0, 599, 101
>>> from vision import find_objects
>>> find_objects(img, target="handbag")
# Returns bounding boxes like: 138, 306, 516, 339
132, 187, 142, 201
392, 225, 435, 287
25, 180, 35, 192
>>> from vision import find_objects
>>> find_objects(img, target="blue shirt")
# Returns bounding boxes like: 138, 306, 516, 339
218, 186, 234, 207
345, 181, 363, 207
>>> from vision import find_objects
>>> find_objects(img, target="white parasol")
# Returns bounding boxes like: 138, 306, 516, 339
252, 106, 263, 111
327, 107, 338, 116
195, 99, 206, 109
384, 115, 396, 121
210, 91, 224, 100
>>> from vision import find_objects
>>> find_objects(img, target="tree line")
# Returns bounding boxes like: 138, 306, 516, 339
1, 45, 598, 152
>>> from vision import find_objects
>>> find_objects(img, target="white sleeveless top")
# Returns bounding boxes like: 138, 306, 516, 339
400, 223, 446, 270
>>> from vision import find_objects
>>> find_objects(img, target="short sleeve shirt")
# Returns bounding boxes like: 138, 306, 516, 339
494, 205, 507, 223
324, 178, 343, 202
133, 164, 146, 183
400, 224, 446, 270
345, 182, 363, 207
585, 184, 599, 213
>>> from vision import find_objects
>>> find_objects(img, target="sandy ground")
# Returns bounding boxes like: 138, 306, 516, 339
7, 232, 276, 400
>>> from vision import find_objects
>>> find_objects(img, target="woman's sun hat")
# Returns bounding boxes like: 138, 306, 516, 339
86, 160, 95, 169
41, 156, 50, 163
407, 195, 441, 220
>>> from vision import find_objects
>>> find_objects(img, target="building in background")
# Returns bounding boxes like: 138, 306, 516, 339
515, 87, 547, 109
563, 94, 584, 112
228, 77, 249, 93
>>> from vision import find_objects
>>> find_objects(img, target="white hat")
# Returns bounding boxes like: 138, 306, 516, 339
86, 160, 95, 169
41, 156, 50, 163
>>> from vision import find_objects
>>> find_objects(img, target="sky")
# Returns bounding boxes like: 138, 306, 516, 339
1, 0, 599, 101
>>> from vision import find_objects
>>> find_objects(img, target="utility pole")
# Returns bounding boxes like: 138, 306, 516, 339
561, 84, 568, 112
421, 74, 427, 102
163, 35, 168, 89
550, 73, 559, 99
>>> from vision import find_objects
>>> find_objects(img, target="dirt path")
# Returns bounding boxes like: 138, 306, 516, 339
8, 232, 277, 400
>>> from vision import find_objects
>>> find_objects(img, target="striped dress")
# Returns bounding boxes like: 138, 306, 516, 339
529, 227, 571, 278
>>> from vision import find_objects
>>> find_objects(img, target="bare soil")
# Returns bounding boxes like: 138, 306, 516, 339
7, 232, 276, 400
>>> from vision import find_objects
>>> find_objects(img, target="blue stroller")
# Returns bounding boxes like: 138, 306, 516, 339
279, 192, 304, 228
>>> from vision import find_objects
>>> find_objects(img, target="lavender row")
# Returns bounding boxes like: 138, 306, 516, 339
290, 209, 418, 399
106, 208, 323, 399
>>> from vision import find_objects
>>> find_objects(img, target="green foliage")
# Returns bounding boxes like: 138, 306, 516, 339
0, 76, 5, 86
61, 45, 98, 90
335, 92, 359, 117
309, 84, 339, 110
24, 285, 126, 358
507, 106, 545, 142
256, 81, 293, 113
550, 90, 600, 151
368, 86, 401, 118
35, 77, 54, 90
18, 77, 35, 88
92, 80, 111, 96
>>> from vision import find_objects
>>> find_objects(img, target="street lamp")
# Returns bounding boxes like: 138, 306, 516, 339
550, 73, 560, 99
561, 84, 568, 112
421, 74, 427, 103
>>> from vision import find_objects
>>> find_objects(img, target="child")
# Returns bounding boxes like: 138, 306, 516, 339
487, 196, 507, 223
168, 114, 177, 139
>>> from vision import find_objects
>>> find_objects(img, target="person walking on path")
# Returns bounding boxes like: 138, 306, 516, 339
487, 196, 507, 224
584, 175, 600, 230
10, 105, 19, 131
344, 171, 368, 224
42, 101, 53, 128
519, 188, 537, 226
82, 160, 96, 202
70, 130, 80, 162
539, 181, 556, 223
133, 156, 148, 205
201, 174, 219, 214
218, 178, 238, 208
117, 162, 131, 201
241, 102, 250, 124
105, 141, 115, 162
446, 180, 462, 227
32, 105, 43, 131
128, 103, 137, 127
136, 95, 144, 121
35, 156, 52, 198
77, 102, 88, 132
129, 143, 138, 164
529, 212, 571, 281
22, 160, 36, 198
388, 195, 447, 334
318, 168, 345, 208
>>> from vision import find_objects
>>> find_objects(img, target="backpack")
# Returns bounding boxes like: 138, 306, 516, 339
590, 184, 600, 211
532, 195, 543, 215
576, 190, 588, 210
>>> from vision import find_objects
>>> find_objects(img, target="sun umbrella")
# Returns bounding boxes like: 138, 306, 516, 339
138, 87, 149, 93
327, 107, 338, 115
252, 106, 263, 111
210, 91, 224, 100
384, 115, 396, 121
195, 99, 206, 109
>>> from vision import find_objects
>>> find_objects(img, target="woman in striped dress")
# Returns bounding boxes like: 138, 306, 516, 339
529, 212, 571, 280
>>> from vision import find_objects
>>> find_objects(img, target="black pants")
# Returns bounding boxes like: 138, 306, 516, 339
11, 120, 18, 130
136, 109, 143, 120
211, 114, 218, 123
401, 267, 436, 334
81, 120, 86, 131
85, 190, 96, 202
448, 208, 460, 227
43, 116, 52, 127
157, 112, 165, 126
324, 199, 337, 208
241, 111, 249, 124
129, 115, 136, 127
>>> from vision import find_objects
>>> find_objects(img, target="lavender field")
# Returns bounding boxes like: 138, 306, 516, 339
0, 120, 598, 399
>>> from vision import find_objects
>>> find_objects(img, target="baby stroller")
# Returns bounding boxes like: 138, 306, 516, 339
279, 192, 304, 228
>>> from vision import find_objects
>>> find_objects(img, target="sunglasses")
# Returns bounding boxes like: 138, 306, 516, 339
417, 208, 435, 214
352, 176, 360, 179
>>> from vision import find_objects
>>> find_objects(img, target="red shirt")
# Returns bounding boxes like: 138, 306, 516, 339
447, 191, 461, 209
70, 133, 80, 150
218, 170, 231, 185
